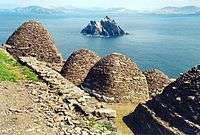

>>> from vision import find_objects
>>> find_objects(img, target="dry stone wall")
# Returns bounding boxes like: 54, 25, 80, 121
5, 21, 62, 63
124, 65, 200, 135
83, 53, 149, 103
61, 49, 100, 86
143, 69, 171, 97
19, 56, 116, 135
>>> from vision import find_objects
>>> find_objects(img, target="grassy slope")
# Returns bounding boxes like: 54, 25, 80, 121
0, 48, 38, 81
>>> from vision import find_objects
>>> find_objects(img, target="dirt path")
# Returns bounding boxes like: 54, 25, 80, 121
0, 81, 57, 135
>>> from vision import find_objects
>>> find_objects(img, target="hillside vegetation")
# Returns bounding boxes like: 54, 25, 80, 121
0, 48, 38, 81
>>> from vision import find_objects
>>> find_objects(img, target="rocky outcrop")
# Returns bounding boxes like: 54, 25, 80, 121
5, 21, 62, 63
83, 53, 149, 103
60, 49, 100, 86
143, 69, 171, 97
81, 16, 127, 37
19, 56, 116, 135
124, 65, 200, 135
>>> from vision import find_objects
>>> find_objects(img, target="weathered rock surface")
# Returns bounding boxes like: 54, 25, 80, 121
19, 56, 116, 135
5, 21, 62, 63
143, 69, 171, 97
94, 108, 117, 118
60, 49, 100, 86
83, 53, 149, 103
124, 65, 200, 135
81, 16, 127, 37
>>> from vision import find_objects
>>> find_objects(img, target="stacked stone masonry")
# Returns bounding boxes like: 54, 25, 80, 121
83, 53, 149, 103
143, 69, 171, 97
5, 21, 62, 63
61, 49, 100, 86
124, 65, 200, 135
19, 56, 116, 135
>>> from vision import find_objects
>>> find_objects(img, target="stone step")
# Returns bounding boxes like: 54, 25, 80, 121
146, 100, 200, 134
124, 104, 185, 135
158, 83, 200, 125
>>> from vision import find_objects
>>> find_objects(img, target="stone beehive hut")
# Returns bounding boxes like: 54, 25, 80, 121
5, 21, 62, 63
60, 49, 100, 86
124, 65, 200, 135
83, 53, 149, 103
143, 69, 171, 97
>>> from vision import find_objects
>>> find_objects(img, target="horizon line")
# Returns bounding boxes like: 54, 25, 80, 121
0, 5, 199, 11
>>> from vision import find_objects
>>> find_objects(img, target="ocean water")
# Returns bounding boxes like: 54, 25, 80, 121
0, 14, 200, 78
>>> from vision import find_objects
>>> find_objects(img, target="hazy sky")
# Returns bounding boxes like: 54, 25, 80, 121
0, 0, 200, 10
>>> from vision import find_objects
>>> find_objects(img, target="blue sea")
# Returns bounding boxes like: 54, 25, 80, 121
0, 14, 200, 78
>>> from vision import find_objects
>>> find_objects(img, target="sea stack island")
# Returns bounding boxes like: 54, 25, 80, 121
81, 16, 128, 38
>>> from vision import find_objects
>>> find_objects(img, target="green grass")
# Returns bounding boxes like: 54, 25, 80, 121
0, 48, 38, 81
87, 117, 116, 132
95, 121, 116, 131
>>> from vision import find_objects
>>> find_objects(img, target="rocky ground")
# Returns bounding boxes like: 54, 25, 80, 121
15, 56, 117, 135
0, 55, 117, 135
0, 79, 116, 135
0, 81, 58, 135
